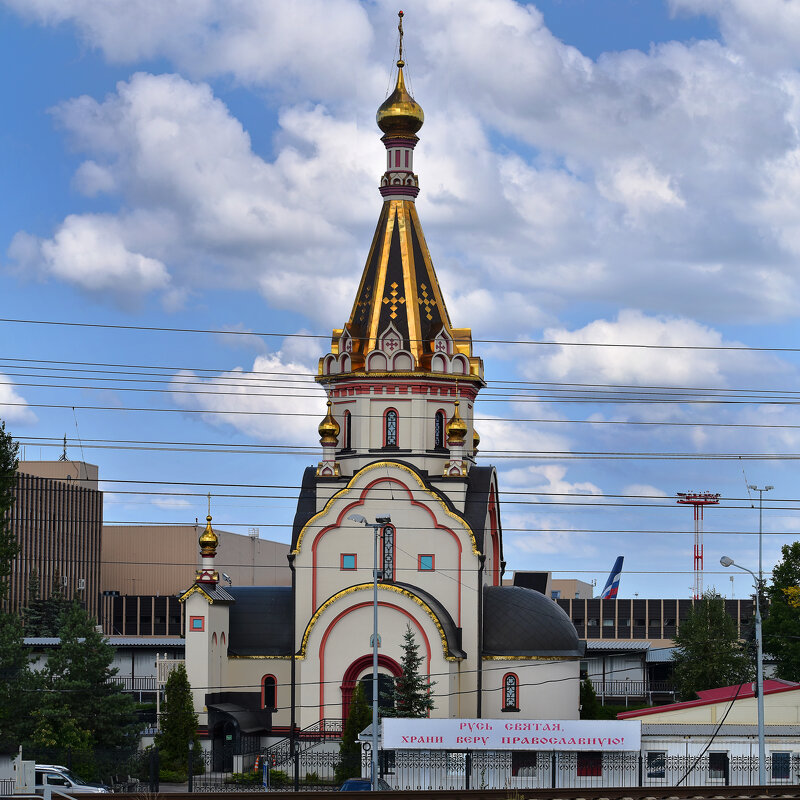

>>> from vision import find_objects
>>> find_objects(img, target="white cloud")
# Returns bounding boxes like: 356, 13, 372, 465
523, 309, 762, 387
8, 0, 800, 329
170, 340, 325, 444
152, 497, 192, 510
0, 377, 37, 425
623, 484, 668, 499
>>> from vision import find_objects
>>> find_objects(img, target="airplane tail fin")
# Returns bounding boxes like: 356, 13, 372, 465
600, 556, 624, 599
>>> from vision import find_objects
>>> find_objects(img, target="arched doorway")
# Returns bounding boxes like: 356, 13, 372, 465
341, 654, 401, 721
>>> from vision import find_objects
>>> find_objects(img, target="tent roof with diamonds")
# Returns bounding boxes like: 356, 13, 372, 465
335, 199, 473, 367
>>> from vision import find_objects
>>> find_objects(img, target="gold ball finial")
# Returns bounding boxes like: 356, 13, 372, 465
199, 513, 219, 557
446, 400, 468, 444
377, 11, 424, 136
473, 427, 480, 454
318, 400, 340, 445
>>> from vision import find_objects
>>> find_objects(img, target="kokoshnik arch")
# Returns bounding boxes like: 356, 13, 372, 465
180, 16, 584, 750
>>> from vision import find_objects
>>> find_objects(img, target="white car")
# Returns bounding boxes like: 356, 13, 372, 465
34, 767, 109, 795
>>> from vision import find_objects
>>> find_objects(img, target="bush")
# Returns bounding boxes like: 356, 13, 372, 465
229, 771, 261, 785
158, 767, 187, 783
268, 769, 290, 787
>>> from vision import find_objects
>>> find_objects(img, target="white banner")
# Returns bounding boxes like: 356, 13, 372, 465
382, 718, 641, 752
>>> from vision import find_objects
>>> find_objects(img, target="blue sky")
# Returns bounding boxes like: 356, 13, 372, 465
2, 0, 800, 599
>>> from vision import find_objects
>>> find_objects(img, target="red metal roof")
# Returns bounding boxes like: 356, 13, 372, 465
617, 679, 800, 719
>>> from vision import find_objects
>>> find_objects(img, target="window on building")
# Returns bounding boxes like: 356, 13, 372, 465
576, 752, 602, 777
189, 616, 204, 632
602, 618, 615, 627
418, 554, 434, 571
434, 411, 445, 449
772, 752, 791, 780
551, 590, 561, 599
709, 752, 729, 780
579, 661, 588, 679
262, 675, 277, 710
646, 751, 666, 779
502, 673, 519, 711
587, 618, 599, 627
511, 751, 537, 777
341, 553, 357, 570
382, 525, 395, 581
385, 410, 398, 447
648, 618, 661, 628
343, 410, 352, 450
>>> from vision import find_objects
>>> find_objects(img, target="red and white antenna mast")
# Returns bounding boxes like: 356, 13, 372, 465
677, 491, 720, 599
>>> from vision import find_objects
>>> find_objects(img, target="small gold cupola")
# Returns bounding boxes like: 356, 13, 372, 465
473, 427, 480, 456
447, 400, 468, 444
318, 400, 340, 445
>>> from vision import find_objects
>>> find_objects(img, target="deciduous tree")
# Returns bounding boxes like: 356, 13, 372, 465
672, 590, 751, 699
763, 541, 800, 680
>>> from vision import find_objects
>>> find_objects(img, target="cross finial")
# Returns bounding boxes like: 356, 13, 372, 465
397, 10, 404, 67
207, 492, 212, 517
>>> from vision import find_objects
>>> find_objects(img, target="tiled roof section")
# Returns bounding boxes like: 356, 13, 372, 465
291, 466, 318, 550
483, 585, 585, 658
618, 679, 800, 719
584, 640, 651, 653
463, 466, 496, 555
642, 723, 800, 736
227, 586, 293, 656
393, 581, 466, 659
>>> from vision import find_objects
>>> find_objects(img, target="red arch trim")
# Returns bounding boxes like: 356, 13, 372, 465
340, 653, 402, 721
317, 600, 432, 721
310, 476, 464, 623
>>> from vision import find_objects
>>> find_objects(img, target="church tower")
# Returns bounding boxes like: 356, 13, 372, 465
316, 12, 483, 483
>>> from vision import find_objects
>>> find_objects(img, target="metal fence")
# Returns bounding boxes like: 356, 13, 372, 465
379, 750, 800, 790
189, 748, 800, 792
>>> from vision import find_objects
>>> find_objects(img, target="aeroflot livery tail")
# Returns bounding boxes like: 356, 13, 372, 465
599, 556, 624, 599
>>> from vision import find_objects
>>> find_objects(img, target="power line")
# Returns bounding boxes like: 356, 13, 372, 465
3, 316, 800, 353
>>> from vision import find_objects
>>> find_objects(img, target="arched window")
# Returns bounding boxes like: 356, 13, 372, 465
503, 673, 519, 711
384, 409, 398, 447
343, 410, 352, 450
262, 675, 277, 710
434, 411, 445, 450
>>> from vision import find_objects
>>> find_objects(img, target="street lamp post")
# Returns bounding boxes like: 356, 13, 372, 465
720, 555, 765, 784
748, 485, 773, 591
348, 513, 391, 791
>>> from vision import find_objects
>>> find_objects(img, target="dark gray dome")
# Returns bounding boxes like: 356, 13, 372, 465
483, 585, 584, 658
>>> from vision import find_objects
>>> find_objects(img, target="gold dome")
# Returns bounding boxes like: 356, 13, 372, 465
377, 62, 424, 137
318, 400, 340, 445
446, 400, 468, 444
473, 427, 480, 454
199, 514, 218, 557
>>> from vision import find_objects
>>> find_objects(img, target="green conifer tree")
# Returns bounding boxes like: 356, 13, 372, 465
154, 663, 200, 775
382, 625, 435, 717
34, 601, 139, 767
0, 420, 19, 607
335, 681, 372, 783
0, 612, 34, 753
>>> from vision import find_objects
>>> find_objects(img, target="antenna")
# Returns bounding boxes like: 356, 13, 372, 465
58, 434, 68, 461
677, 491, 720, 599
